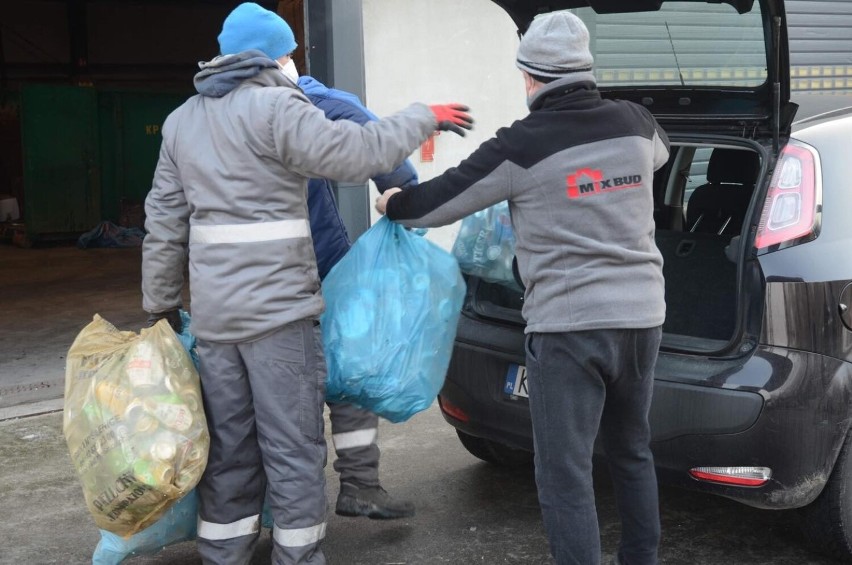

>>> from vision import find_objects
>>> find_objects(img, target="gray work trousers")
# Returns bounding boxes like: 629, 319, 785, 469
327, 401, 380, 488
195, 319, 327, 565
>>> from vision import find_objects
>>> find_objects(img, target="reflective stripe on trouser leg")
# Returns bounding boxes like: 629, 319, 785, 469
197, 514, 261, 540
195, 340, 266, 565
273, 522, 328, 547
245, 320, 328, 564
328, 401, 381, 487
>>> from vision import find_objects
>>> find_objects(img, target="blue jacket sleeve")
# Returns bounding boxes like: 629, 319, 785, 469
313, 89, 419, 192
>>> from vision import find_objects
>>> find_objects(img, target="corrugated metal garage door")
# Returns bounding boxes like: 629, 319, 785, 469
579, 4, 767, 87
787, 0, 852, 90
582, 1, 852, 92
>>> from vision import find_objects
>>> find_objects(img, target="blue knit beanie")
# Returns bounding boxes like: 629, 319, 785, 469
218, 2, 297, 60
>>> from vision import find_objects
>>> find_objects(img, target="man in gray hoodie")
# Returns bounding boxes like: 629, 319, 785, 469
378, 10, 667, 565
141, 3, 472, 564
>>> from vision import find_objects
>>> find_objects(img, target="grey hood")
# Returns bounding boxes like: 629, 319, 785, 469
193, 49, 280, 98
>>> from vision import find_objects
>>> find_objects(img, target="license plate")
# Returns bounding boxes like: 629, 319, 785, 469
504, 364, 529, 398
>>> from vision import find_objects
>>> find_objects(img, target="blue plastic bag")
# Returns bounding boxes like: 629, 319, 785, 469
77, 221, 146, 249
452, 201, 521, 290
174, 311, 199, 368
91, 311, 200, 564
92, 490, 198, 565
321, 217, 465, 423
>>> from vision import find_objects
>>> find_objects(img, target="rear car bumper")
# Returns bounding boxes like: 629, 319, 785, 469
441, 313, 852, 510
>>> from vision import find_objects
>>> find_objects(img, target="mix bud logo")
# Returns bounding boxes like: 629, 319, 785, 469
566, 168, 643, 199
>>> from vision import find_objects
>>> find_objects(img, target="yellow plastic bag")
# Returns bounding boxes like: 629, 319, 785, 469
63, 315, 209, 538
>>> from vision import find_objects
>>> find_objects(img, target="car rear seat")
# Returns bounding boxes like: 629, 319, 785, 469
654, 148, 759, 341
686, 148, 760, 235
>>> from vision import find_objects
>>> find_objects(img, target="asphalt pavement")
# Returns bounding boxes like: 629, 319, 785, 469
0, 402, 845, 565
0, 244, 846, 564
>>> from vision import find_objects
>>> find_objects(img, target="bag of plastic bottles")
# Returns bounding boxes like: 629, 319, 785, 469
321, 216, 465, 423
452, 200, 521, 290
64, 313, 209, 538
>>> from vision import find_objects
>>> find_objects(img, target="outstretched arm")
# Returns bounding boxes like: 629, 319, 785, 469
377, 131, 517, 228
310, 89, 420, 191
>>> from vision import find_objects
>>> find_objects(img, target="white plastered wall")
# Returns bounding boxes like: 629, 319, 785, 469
362, 0, 527, 251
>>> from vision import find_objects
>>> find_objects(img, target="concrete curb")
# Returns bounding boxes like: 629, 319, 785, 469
0, 398, 64, 422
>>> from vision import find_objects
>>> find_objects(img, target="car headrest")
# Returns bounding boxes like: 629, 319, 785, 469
706, 149, 760, 186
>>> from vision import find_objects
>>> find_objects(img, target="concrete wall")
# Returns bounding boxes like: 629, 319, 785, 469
362, 0, 527, 251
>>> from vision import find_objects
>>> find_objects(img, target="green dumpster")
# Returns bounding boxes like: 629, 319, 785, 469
18, 84, 191, 241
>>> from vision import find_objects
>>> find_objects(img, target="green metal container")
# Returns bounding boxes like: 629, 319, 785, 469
18, 85, 191, 240
20, 84, 101, 238
98, 90, 191, 225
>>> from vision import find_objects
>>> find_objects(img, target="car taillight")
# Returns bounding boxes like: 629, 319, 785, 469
754, 141, 822, 253
438, 395, 469, 422
689, 466, 772, 487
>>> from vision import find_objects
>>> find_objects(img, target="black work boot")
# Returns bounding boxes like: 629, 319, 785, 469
335, 482, 416, 520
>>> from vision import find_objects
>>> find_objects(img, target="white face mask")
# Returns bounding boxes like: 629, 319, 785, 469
279, 59, 299, 84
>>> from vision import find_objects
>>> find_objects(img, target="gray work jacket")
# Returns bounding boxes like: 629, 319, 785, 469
142, 51, 436, 342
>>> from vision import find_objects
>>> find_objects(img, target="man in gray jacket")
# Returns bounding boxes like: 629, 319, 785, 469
378, 10, 667, 565
141, 3, 472, 564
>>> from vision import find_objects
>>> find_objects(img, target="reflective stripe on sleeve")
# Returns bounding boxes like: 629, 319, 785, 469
190, 219, 310, 244
197, 514, 261, 541
273, 522, 327, 547
332, 428, 378, 451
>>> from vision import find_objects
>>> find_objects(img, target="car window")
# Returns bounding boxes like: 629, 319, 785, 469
573, 2, 767, 88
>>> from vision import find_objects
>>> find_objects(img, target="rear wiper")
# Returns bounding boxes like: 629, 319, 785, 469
665, 21, 686, 87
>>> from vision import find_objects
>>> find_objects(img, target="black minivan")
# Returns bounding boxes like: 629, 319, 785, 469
438, 0, 852, 560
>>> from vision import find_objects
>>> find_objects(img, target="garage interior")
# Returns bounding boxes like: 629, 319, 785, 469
0, 0, 356, 416
0, 0, 310, 244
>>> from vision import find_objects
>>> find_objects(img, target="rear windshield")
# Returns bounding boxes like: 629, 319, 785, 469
573, 2, 767, 88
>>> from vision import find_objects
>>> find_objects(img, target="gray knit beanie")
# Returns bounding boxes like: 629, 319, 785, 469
516, 10, 593, 79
